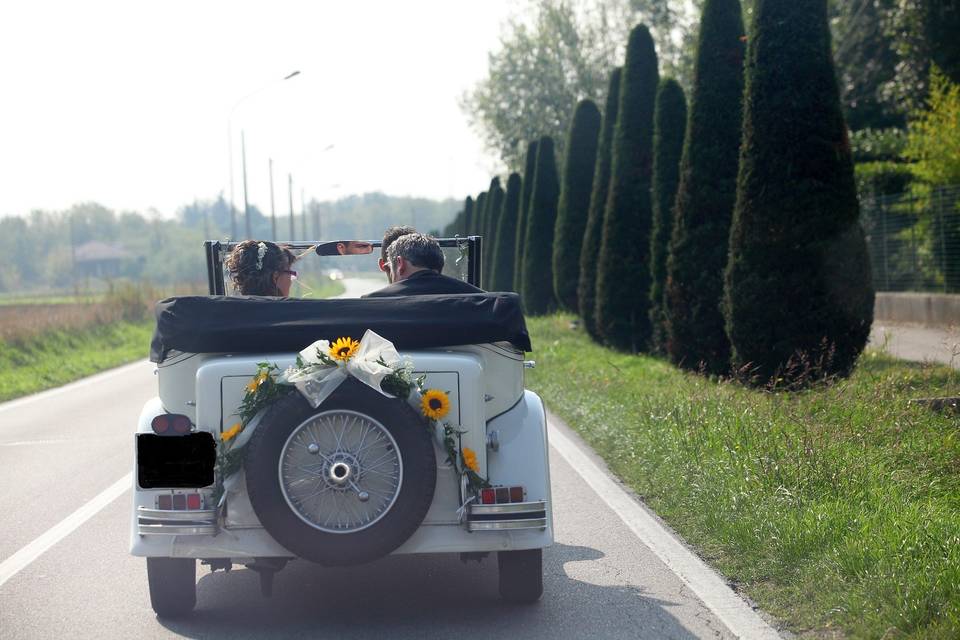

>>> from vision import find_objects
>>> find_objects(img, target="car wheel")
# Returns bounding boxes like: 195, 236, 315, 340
245, 378, 436, 566
498, 548, 543, 603
147, 558, 196, 617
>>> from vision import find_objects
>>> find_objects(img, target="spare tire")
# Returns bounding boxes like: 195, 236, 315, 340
244, 378, 436, 565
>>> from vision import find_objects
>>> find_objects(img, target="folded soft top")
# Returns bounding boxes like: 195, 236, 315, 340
149, 293, 531, 362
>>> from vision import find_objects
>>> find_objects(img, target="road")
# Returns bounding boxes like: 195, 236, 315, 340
0, 280, 778, 639
870, 322, 960, 368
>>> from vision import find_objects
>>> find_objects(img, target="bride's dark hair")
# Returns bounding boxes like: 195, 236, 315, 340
225, 240, 297, 296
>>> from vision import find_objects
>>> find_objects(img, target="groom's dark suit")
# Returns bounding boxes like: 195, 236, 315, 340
363, 269, 484, 297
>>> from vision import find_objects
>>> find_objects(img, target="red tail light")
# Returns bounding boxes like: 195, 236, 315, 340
480, 486, 527, 504
481, 488, 496, 504
186, 494, 202, 510
509, 486, 525, 502
151, 413, 192, 435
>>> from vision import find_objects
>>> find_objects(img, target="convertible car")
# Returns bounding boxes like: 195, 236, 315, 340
130, 237, 553, 616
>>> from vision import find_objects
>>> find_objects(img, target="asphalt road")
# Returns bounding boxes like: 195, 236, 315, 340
0, 280, 776, 639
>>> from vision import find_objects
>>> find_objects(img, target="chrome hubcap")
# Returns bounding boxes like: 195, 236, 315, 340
279, 410, 403, 534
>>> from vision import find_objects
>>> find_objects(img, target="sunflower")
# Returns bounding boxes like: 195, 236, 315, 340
222, 422, 242, 442
462, 447, 479, 473
330, 336, 360, 362
420, 389, 450, 420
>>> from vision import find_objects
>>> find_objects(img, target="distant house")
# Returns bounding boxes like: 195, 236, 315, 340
73, 241, 138, 279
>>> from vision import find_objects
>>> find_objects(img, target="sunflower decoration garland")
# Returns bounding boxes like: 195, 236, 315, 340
418, 388, 489, 495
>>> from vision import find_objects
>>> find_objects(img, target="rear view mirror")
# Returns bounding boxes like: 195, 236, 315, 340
315, 241, 374, 256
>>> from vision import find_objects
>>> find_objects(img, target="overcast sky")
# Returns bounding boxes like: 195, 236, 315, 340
0, 0, 516, 218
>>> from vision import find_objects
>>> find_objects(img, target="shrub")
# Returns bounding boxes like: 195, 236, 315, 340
514, 140, 539, 293
578, 67, 622, 340
595, 25, 659, 352
521, 137, 560, 314
553, 99, 601, 311
483, 177, 504, 286
471, 191, 486, 237
460, 196, 474, 236
724, 0, 874, 385
855, 161, 914, 198
648, 78, 687, 355
490, 173, 523, 292
850, 127, 908, 163
664, 0, 744, 373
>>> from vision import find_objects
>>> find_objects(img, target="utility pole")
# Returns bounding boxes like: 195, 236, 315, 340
300, 189, 307, 240
241, 130, 251, 239
269, 158, 276, 241
288, 174, 295, 241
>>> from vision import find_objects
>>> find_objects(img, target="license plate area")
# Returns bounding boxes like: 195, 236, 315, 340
137, 432, 216, 489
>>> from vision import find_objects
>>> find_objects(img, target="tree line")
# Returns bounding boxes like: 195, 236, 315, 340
447, 0, 880, 387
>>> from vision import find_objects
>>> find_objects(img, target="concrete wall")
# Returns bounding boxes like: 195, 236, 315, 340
875, 292, 960, 327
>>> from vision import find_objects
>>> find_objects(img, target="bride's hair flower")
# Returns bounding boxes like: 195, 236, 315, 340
256, 242, 267, 270
420, 389, 450, 420
462, 447, 479, 473
330, 336, 361, 362
222, 422, 242, 442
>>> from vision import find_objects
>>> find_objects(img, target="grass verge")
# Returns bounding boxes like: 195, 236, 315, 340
525, 314, 960, 638
0, 321, 153, 402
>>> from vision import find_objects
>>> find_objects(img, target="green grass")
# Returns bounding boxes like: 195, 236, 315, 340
526, 314, 960, 639
0, 321, 154, 402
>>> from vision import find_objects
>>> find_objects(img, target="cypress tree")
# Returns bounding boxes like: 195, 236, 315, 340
724, 0, 874, 384
649, 78, 687, 355
553, 99, 602, 312
579, 67, 622, 340
595, 25, 659, 351
483, 177, 504, 286
664, 0, 743, 373
490, 172, 522, 292
461, 196, 474, 237
521, 137, 560, 314
472, 192, 487, 237
514, 140, 538, 293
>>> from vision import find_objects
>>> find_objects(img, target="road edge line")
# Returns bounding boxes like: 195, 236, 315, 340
547, 416, 782, 640
0, 473, 131, 588
0, 360, 151, 416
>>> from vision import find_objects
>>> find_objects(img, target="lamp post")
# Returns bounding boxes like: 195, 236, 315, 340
227, 70, 301, 239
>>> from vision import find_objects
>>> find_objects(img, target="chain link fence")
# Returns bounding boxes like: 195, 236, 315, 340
861, 185, 960, 293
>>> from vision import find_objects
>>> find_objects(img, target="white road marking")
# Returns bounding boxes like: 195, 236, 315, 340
0, 473, 131, 588
0, 360, 151, 418
548, 417, 781, 640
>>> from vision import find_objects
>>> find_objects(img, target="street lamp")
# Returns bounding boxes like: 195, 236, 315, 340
227, 70, 301, 238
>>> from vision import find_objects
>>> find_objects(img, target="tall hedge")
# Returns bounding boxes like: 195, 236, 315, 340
521, 137, 560, 314
490, 172, 522, 291
514, 140, 538, 293
595, 25, 659, 352
648, 79, 688, 355
578, 67, 622, 340
472, 191, 486, 237
553, 99, 602, 311
461, 196, 474, 237
664, 0, 744, 373
483, 177, 504, 286
724, 0, 874, 384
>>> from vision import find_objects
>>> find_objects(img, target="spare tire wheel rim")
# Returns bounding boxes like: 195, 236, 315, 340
279, 409, 403, 534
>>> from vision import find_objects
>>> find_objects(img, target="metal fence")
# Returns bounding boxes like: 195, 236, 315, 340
860, 185, 960, 293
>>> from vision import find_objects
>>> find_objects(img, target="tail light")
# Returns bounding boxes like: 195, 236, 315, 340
156, 492, 203, 510
480, 486, 526, 504
151, 413, 192, 435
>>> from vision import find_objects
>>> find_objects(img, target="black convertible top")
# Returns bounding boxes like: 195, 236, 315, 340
149, 293, 531, 362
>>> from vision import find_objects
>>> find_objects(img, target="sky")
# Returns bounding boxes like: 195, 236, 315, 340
0, 0, 516, 218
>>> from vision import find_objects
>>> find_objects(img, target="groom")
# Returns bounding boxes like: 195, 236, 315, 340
364, 232, 484, 297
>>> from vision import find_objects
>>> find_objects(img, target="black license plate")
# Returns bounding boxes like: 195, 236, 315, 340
137, 432, 216, 489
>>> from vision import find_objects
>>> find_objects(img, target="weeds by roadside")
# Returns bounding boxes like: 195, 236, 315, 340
526, 314, 960, 638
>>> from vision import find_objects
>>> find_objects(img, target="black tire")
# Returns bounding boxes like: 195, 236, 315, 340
245, 378, 436, 566
147, 558, 196, 617
498, 548, 543, 603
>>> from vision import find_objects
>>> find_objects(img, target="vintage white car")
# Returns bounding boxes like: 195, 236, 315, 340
131, 237, 553, 616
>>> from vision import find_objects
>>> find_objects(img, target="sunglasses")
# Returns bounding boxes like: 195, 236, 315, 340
279, 269, 298, 278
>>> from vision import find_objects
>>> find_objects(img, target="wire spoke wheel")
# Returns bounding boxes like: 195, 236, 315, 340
279, 410, 403, 533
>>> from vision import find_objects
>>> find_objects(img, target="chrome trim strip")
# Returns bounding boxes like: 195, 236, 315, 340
467, 518, 548, 532
469, 500, 547, 515
137, 523, 216, 536
137, 507, 217, 521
